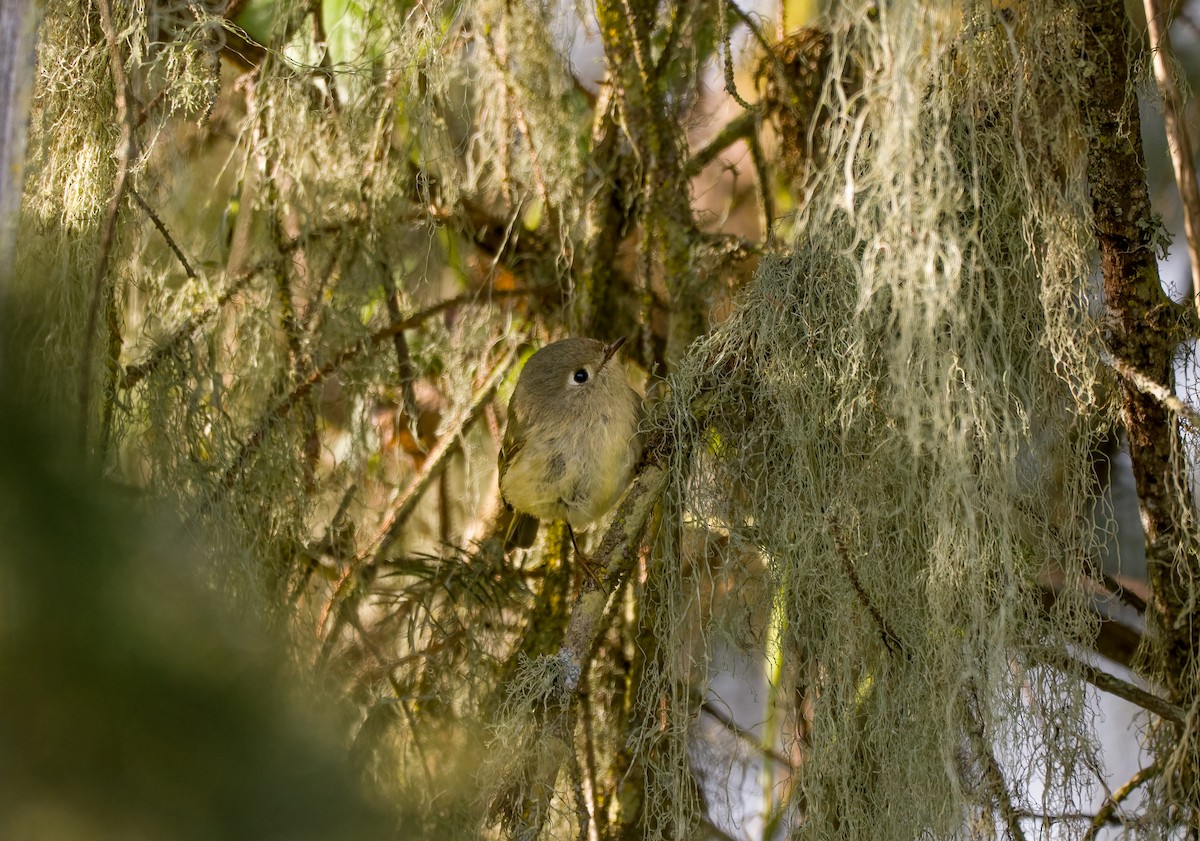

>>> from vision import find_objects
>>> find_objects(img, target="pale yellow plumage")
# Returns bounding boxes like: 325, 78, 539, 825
498, 337, 641, 550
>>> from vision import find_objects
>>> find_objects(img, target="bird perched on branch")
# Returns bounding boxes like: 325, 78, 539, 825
498, 337, 642, 555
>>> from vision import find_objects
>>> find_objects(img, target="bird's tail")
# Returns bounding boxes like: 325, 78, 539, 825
504, 511, 539, 550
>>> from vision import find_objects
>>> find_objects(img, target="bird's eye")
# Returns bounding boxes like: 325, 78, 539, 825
573, 369, 589, 384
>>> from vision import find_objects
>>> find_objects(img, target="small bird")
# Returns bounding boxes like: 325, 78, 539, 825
498, 336, 642, 552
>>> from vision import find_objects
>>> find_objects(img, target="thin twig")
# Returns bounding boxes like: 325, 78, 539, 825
221, 290, 522, 486
1083, 762, 1159, 841
827, 513, 906, 657
1012, 809, 1118, 826
1143, 0, 1200, 316
369, 342, 520, 561
130, 186, 196, 279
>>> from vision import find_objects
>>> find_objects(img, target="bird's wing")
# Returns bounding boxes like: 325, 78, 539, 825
497, 408, 527, 499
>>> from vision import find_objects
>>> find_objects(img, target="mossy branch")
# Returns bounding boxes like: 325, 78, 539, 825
489, 424, 675, 838
1082, 0, 1200, 732
1082, 762, 1159, 841
121, 265, 267, 389
686, 109, 758, 177
81, 0, 138, 454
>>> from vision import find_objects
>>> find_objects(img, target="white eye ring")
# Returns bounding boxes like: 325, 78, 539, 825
572, 368, 589, 384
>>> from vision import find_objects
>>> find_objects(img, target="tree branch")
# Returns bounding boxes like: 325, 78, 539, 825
222, 291, 522, 487
369, 342, 521, 561
130, 186, 196, 280
1102, 348, 1200, 430
1081, 4, 1200, 818
1032, 649, 1185, 725
82, 0, 138, 453
686, 109, 758, 177
1083, 762, 1159, 841
1081, 0, 1200, 732
121, 264, 267, 389
488, 438, 674, 837
1143, 0, 1200, 316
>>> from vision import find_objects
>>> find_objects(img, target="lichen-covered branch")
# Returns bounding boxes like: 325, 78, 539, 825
1081, 0, 1200, 819
82, 0, 137, 454
488, 441, 672, 839
1083, 762, 1159, 841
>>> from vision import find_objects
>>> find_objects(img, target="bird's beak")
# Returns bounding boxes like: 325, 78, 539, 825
600, 336, 627, 370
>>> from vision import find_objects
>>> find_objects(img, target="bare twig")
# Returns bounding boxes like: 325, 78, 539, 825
1143, 0, 1200, 316
1012, 809, 1118, 826
130, 186, 197, 279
